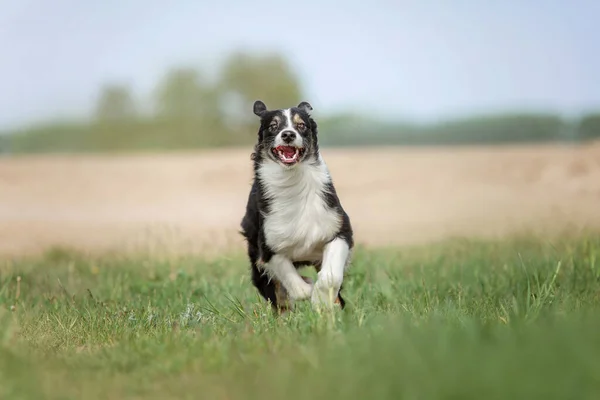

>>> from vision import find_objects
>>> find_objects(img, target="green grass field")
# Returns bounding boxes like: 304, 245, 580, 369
2, 235, 600, 399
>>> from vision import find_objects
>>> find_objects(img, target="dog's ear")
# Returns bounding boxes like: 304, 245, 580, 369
297, 101, 313, 115
253, 100, 267, 117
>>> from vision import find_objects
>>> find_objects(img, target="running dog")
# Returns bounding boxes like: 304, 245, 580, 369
240, 100, 354, 313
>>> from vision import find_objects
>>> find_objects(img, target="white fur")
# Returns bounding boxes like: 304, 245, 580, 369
259, 155, 341, 261
261, 254, 313, 300
311, 237, 351, 308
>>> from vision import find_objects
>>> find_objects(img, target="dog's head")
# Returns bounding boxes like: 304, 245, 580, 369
252, 100, 318, 168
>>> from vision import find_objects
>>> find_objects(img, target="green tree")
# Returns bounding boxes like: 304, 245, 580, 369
577, 113, 600, 141
218, 51, 304, 130
151, 66, 231, 146
153, 67, 218, 119
94, 84, 137, 122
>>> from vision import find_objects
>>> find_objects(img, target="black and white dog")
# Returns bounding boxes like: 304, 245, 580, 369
240, 100, 354, 312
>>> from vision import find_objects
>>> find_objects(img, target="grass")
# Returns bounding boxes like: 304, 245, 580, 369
1, 235, 600, 399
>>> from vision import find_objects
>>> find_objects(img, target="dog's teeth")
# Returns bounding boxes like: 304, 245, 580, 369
276, 148, 299, 163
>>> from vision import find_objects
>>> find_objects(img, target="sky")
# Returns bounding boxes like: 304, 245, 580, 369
1, 0, 599, 129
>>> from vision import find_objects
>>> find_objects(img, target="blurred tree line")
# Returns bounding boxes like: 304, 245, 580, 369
1, 50, 600, 154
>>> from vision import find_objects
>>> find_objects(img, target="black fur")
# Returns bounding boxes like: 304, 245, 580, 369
240, 100, 354, 312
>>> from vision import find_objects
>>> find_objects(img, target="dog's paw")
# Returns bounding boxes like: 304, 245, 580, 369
310, 282, 341, 310
287, 279, 313, 301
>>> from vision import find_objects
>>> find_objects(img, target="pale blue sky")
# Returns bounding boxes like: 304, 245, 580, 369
1, 0, 598, 129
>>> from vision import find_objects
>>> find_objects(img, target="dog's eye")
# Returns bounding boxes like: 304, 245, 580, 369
269, 123, 278, 131
297, 123, 306, 131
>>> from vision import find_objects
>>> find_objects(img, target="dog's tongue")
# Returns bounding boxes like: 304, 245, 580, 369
280, 146, 296, 157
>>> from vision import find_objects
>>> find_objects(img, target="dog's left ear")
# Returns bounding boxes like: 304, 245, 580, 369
297, 101, 313, 115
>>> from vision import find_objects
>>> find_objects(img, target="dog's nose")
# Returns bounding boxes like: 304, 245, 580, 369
281, 131, 296, 143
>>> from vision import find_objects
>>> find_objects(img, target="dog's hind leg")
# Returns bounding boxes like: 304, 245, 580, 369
251, 261, 278, 309
273, 280, 292, 314
251, 261, 299, 314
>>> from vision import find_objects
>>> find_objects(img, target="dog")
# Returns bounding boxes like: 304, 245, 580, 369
240, 100, 354, 313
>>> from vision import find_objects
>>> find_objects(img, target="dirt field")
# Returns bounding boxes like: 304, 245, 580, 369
2, 142, 600, 259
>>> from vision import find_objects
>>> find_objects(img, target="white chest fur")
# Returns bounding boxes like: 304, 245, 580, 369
259, 158, 342, 261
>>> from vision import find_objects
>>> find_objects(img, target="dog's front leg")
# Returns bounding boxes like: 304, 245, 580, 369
263, 254, 313, 301
312, 237, 350, 309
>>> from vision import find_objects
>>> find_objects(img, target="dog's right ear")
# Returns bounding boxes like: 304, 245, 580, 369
253, 100, 267, 117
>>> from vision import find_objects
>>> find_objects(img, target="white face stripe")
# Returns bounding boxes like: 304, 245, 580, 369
274, 108, 304, 148
282, 109, 298, 134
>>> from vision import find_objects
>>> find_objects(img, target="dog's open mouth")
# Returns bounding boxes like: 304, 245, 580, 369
272, 146, 305, 165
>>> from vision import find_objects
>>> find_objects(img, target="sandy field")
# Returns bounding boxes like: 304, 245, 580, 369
2, 142, 600, 259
